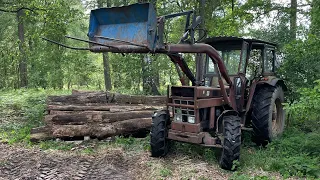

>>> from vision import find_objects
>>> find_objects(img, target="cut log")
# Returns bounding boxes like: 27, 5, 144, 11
111, 93, 166, 105
30, 126, 52, 142
48, 91, 166, 105
71, 89, 105, 95
47, 105, 112, 111
47, 105, 164, 112
49, 111, 155, 125
48, 92, 108, 105
51, 118, 151, 138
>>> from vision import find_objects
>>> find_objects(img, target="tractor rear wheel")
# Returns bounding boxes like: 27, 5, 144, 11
252, 86, 285, 146
219, 115, 241, 170
150, 110, 170, 157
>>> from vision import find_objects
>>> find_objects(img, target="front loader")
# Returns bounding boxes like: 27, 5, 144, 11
44, 3, 287, 170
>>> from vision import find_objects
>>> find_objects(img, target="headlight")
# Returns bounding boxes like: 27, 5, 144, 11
174, 108, 182, 122
187, 116, 195, 124
174, 114, 182, 122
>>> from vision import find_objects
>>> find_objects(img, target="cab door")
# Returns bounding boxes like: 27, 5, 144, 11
234, 41, 249, 112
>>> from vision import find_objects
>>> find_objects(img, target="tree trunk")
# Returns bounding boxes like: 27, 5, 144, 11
97, 0, 112, 91
195, 0, 206, 84
290, 0, 297, 40
17, 9, 27, 88
103, 53, 112, 90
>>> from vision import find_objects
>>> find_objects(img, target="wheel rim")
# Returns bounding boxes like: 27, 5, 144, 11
271, 98, 283, 137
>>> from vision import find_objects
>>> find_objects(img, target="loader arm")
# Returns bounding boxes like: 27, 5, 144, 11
90, 43, 235, 108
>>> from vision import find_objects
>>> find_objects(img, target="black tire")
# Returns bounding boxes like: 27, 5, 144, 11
150, 110, 170, 157
219, 115, 241, 170
252, 86, 285, 146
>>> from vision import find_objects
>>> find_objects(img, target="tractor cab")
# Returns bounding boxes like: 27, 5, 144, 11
202, 37, 278, 111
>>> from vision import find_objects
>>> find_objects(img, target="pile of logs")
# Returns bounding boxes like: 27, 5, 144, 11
30, 90, 166, 142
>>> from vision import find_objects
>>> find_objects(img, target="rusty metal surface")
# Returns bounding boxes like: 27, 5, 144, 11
168, 130, 221, 147
195, 86, 220, 98
245, 79, 258, 114
196, 98, 224, 109
209, 107, 215, 129
170, 122, 201, 133
168, 130, 204, 144
167, 103, 194, 109
168, 98, 223, 109
164, 44, 232, 86
202, 132, 217, 145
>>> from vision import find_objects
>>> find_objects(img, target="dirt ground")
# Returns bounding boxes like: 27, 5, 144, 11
0, 142, 229, 180
0, 143, 132, 180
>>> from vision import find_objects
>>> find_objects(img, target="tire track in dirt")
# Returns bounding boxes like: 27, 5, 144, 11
0, 144, 131, 180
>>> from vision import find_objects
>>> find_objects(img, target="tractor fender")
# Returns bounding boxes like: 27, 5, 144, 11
216, 110, 239, 134
246, 77, 287, 113
257, 76, 287, 91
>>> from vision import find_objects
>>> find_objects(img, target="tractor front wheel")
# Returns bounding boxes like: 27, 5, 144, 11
219, 115, 241, 170
252, 86, 285, 146
150, 110, 170, 157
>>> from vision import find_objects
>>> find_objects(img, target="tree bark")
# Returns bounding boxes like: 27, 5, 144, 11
47, 104, 164, 112
290, 0, 297, 40
48, 91, 166, 105
97, 0, 112, 91
17, 9, 27, 88
195, 0, 206, 84
51, 118, 152, 138
48, 111, 154, 125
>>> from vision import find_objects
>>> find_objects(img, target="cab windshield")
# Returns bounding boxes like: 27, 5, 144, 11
207, 50, 241, 75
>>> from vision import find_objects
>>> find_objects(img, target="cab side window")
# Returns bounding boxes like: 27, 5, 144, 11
246, 49, 262, 80
264, 49, 274, 73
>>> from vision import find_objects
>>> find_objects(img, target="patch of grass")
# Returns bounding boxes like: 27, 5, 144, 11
38, 140, 76, 151
81, 147, 95, 154
115, 136, 150, 151
159, 167, 172, 177
171, 142, 218, 164
0, 89, 71, 144
230, 173, 273, 180
239, 128, 320, 179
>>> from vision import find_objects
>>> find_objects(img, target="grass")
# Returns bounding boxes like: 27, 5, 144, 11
239, 129, 320, 179
0, 88, 71, 144
0, 89, 319, 179
38, 140, 76, 151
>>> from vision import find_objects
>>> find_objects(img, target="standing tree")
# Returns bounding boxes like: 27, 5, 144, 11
97, 0, 112, 91
0, 6, 31, 88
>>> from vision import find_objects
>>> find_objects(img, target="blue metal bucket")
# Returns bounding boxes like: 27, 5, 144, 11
88, 3, 157, 50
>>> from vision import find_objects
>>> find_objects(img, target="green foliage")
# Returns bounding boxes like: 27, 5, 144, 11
240, 129, 320, 178
115, 136, 150, 151
284, 80, 320, 132
159, 167, 172, 177
39, 140, 76, 151
171, 142, 218, 163
0, 89, 70, 144
230, 173, 273, 180
279, 36, 320, 100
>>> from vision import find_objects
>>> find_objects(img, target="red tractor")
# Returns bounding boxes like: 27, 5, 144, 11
44, 3, 286, 170
150, 36, 286, 170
